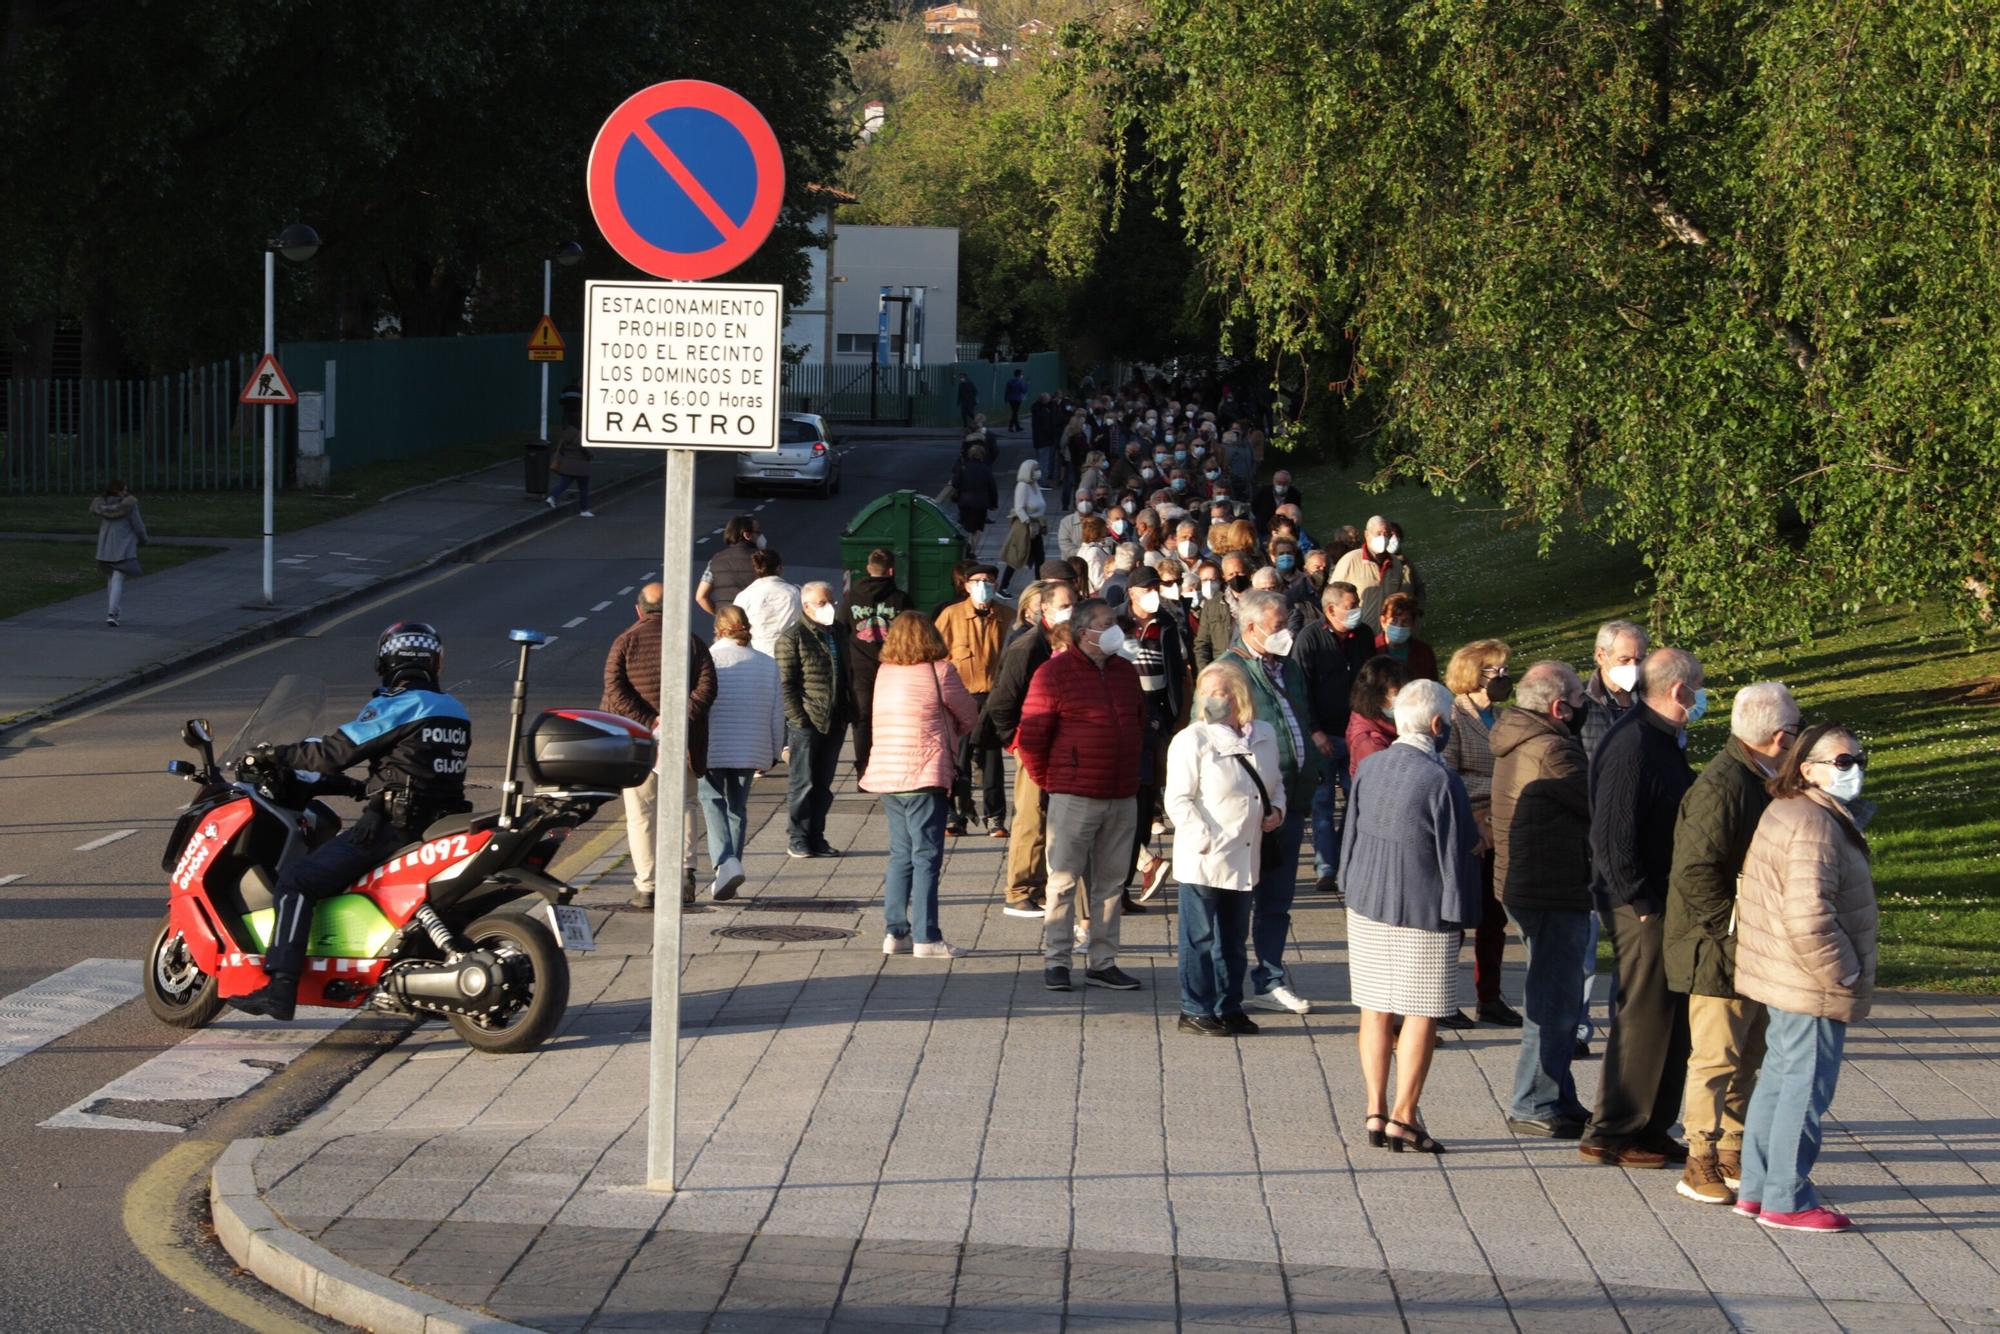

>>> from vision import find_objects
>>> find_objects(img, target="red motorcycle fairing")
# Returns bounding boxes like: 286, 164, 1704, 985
350, 829, 496, 923
166, 797, 260, 976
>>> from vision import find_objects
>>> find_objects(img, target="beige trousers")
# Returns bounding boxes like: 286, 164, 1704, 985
1683, 994, 1768, 1153
623, 773, 697, 897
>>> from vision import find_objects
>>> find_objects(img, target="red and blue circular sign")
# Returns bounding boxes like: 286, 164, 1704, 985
587, 80, 785, 282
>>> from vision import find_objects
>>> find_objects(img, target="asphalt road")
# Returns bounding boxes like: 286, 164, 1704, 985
0, 429, 974, 1331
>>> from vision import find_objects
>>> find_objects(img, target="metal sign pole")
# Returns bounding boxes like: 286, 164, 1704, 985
261, 249, 276, 606
538, 259, 553, 443
647, 447, 696, 1192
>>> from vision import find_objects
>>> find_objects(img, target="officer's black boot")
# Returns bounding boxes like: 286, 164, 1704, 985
229, 973, 298, 1021
235, 891, 309, 1020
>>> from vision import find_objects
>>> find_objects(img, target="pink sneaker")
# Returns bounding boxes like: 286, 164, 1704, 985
1731, 1200, 1761, 1219
1758, 1206, 1852, 1233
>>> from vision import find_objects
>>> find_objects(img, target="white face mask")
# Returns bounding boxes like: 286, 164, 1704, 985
1160, 584, 1182, 601
808, 602, 836, 627
1201, 580, 1220, 600
1387, 534, 1402, 554
1367, 533, 1388, 555
1077, 500, 1093, 515
1273, 484, 1288, 495
1045, 604, 1073, 627
1134, 589, 1161, 615
1819, 762, 1865, 803
1092, 624, 1126, 657
1261, 627, 1295, 657
1176, 539, 1197, 559
755, 533, 768, 549
1607, 662, 1640, 694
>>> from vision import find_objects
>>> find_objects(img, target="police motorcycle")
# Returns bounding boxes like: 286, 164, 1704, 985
148, 629, 655, 1053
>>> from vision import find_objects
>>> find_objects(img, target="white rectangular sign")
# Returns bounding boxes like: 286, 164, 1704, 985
582, 279, 783, 452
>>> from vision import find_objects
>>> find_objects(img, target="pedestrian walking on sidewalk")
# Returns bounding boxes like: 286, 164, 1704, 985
1731, 723, 1878, 1235
602, 583, 717, 909
777, 583, 849, 858
701, 606, 785, 902
1339, 677, 1482, 1154
1004, 368, 1028, 431
1014, 599, 1145, 993
544, 424, 595, 516
1166, 661, 1285, 1037
999, 458, 1047, 594
862, 612, 980, 959
951, 444, 999, 548
91, 479, 148, 627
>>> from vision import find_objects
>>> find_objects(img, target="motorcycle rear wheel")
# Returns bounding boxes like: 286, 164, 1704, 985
144, 916, 222, 1029
445, 912, 570, 1054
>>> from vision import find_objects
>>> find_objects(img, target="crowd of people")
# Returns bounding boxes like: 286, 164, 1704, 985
599, 378, 1880, 1236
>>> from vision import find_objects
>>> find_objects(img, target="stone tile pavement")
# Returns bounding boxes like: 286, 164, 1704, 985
250, 763, 2000, 1332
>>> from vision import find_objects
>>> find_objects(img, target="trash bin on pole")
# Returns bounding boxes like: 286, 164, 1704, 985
839, 490, 967, 610
524, 441, 551, 498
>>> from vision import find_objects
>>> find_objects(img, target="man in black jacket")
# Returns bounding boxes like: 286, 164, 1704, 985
982, 579, 1075, 915
844, 548, 912, 778
1580, 647, 1705, 1169
1251, 468, 1305, 530
1291, 582, 1368, 895
694, 516, 763, 619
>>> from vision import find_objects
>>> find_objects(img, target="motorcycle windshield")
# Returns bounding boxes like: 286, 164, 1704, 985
223, 673, 329, 761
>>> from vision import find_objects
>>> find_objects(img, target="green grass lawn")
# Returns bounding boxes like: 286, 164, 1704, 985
0, 432, 534, 540
0, 541, 225, 620
1293, 459, 2000, 993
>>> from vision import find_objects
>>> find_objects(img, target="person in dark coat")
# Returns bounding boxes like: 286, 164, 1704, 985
982, 579, 1076, 915
1664, 681, 1800, 1205
1121, 568, 1186, 905
776, 583, 850, 859
844, 547, 913, 778
957, 371, 979, 429
1250, 468, 1304, 530
696, 516, 764, 618
1490, 662, 1594, 1137
1580, 647, 1705, 1169
1291, 582, 1365, 896
951, 444, 1001, 547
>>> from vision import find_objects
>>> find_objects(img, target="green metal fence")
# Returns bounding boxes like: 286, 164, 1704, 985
280, 333, 546, 469
1, 358, 262, 494
781, 352, 1065, 427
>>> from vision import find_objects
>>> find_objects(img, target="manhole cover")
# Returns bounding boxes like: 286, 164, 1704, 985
742, 897, 862, 914
715, 924, 857, 944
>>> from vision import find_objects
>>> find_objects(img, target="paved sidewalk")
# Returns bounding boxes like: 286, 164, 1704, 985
0, 453, 658, 729
240, 761, 2000, 1333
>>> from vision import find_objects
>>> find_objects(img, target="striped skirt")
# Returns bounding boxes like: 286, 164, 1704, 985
1346, 909, 1464, 1018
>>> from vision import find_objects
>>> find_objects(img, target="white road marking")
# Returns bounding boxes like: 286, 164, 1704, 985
532, 637, 559, 650
753, 502, 769, 511
562, 616, 588, 629
591, 600, 612, 612
74, 829, 138, 852
618, 586, 634, 596
0, 874, 23, 887
642, 571, 657, 579
0, 960, 143, 1073
40, 1007, 350, 1133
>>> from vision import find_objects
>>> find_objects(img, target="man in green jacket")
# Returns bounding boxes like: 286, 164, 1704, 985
1224, 589, 1320, 1016
1664, 681, 1800, 1206
777, 582, 849, 859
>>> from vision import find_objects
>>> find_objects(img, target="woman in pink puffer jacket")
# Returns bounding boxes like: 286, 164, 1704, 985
861, 612, 980, 958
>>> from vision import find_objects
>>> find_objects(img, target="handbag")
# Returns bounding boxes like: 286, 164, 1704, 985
1231, 746, 1280, 866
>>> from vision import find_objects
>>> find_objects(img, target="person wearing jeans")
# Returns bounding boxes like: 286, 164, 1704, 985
1288, 581, 1365, 898
1166, 662, 1285, 1037
1731, 723, 1878, 1234
861, 612, 979, 958
776, 583, 849, 859
699, 607, 784, 901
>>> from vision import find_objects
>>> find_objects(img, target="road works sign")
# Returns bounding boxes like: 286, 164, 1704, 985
527, 315, 566, 362
239, 353, 296, 406
585, 80, 784, 282
580, 279, 781, 452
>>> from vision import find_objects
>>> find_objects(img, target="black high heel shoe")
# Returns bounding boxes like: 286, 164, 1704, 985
1386, 1118, 1447, 1155
1365, 1111, 1388, 1149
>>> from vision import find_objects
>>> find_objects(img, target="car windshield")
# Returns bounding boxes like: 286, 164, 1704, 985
778, 419, 820, 445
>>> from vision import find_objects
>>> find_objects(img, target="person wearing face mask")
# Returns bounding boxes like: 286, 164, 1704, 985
936, 565, 1014, 838
776, 583, 851, 859
1061, 408, 1092, 481
1000, 459, 1049, 595
1489, 662, 1596, 1139
1113, 441, 1148, 490
1166, 661, 1286, 1036
1072, 515, 1112, 594
983, 581, 1077, 916
1730, 723, 1878, 1235
1374, 593, 1438, 681
1289, 583, 1366, 900
1014, 600, 1147, 993
844, 548, 913, 779
694, 515, 763, 618
1251, 468, 1305, 529
1329, 514, 1420, 631
731, 546, 802, 659
1120, 568, 1186, 908
1171, 520, 1205, 568
1439, 640, 1523, 1031
1275, 503, 1317, 554
1580, 619, 1651, 764
950, 443, 1001, 550
1663, 682, 1801, 1207
1268, 537, 1311, 626
1222, 429, 1257, 499
1150, 557, 1196, 652
1057, 489, 1094, 560
1222, 590, 1320, 1016
1194, 552, 1254, 671
1579, 648, 1705, 1170
1339, 678, 1482, 1154
1321, 581, 1372, 663
1345, 655, 1410, 778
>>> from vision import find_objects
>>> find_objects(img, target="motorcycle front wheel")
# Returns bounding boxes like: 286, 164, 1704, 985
143, 915, 222, 1029
445, 912, 570, 1054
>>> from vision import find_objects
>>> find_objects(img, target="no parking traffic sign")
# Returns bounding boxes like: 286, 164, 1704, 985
586, 80, 785, 282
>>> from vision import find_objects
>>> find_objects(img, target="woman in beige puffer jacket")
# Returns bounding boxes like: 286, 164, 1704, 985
1731, 724, 1878, 1234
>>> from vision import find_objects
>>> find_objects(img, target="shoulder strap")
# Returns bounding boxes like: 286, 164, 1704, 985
1230, 748, 1274, 818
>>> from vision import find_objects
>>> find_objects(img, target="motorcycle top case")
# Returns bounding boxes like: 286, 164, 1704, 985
525, 709, 657, 789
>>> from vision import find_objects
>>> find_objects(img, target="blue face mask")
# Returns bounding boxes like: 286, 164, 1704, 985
1171, 477, 1188, 492
1340, 608, 1363, 630
1384, 623, 1413, 645
1685, 686, 1709, 725
969, 582, 996, 606
1275, 555, 1297, 574
1433, 720, 1453, 751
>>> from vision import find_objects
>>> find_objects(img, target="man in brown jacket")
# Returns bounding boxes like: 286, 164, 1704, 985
1490, 662, 1595, 1139
935, 563, 1012, 836
602, 583, 718, 910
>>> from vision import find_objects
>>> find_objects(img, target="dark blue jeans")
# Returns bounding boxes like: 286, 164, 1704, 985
1738, 1007, 1847, 1213
1505, 906, 1595, 1121
1251, 808, 1307, 995
1178, 883, 1252, 1018
697, 768, 751, 867
882, 789, 949, 943
786, 719, 846, 853
547, 472, 591, 509
1310, 737, 1349, 876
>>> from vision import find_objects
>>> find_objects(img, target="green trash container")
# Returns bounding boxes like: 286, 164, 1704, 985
524, 441, 551, 498
839, 491, 967, 611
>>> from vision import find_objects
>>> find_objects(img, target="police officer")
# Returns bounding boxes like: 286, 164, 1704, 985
231, 622, 472, 1019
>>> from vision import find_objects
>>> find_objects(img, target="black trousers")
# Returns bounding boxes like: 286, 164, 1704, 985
952, 692, 1005, 824
264, 818, 408, 978
1586, 904, 1692, 1144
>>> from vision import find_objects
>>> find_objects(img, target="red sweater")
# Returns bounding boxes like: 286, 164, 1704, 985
1373, 633, 1438, 682
1014, 648, 1144, 799
1346, 712, 1398, 779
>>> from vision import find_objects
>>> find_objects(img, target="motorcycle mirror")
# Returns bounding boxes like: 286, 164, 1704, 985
166, 760, 198, 778
182, 719, 212, 746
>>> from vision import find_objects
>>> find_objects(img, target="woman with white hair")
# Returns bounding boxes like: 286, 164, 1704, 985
1338, 677, 1482, 1153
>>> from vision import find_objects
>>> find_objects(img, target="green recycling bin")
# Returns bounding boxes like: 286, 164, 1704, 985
839, 490, 967, 611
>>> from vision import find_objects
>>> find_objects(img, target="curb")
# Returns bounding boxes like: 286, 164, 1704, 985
211, 1139, 535, 1334
0, 460, 662, 742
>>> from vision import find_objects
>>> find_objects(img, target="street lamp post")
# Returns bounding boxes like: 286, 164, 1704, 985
262, 223, 321, 606
540, 242, 585, 442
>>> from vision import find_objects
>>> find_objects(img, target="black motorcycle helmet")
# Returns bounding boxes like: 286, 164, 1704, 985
376, 620, 443, 688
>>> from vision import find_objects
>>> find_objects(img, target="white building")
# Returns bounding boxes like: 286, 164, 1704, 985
783, 217, 959, 371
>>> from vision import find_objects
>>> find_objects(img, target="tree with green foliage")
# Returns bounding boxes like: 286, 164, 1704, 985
1053, 0, 2000, 643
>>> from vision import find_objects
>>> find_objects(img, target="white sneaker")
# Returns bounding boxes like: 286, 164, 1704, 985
1002, 901, 1045, 918
579, 509, 595, 518
913, 940, 966, 959
711, 857, 746, 901
544, 495, 556, 509
1247, 986, 1312, 1014
883, 934, 912, 955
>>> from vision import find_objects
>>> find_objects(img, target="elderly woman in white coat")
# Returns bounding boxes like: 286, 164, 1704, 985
699, 606, 785, 900
999, 458, 1048, 595
1165, 660, 1286, 1037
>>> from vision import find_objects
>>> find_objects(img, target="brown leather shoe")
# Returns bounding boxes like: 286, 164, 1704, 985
1579, 1140, 1669, 1168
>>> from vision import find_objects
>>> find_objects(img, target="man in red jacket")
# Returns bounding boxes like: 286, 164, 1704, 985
1014, 599, 1145, 993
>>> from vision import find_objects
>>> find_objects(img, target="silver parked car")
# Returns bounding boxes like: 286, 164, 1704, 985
733, 412, 842, 498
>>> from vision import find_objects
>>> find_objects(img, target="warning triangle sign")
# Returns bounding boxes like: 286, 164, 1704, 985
239, 352, 298, 406
528, 315, 565, 352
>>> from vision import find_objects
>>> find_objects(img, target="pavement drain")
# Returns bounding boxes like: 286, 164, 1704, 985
714, 924, 857, 944
740, 897, 863, 914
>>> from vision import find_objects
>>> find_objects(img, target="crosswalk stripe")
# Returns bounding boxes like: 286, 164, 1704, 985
40, 1007, 351, 1133
74, 829, 139, 852
0, 959, 143, 1072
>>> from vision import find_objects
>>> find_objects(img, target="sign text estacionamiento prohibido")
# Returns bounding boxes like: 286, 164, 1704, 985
582, 279, 782, 452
